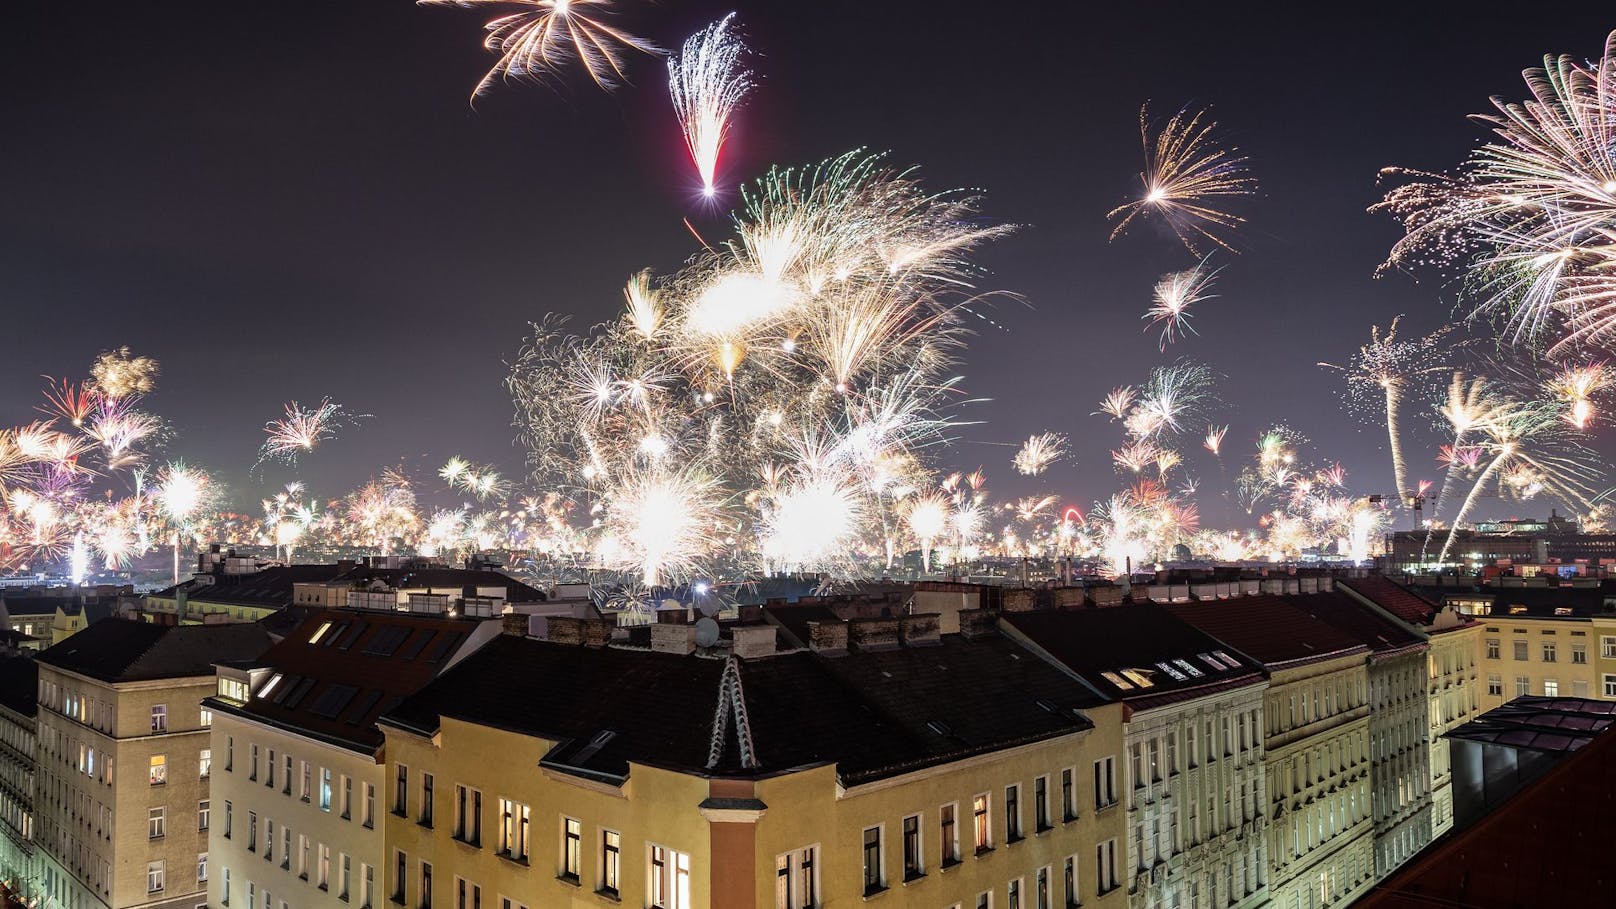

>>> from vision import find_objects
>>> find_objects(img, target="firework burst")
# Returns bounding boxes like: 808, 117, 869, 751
668, 13, 753, 199
420, 0, 661, 96
1012, 432, 1067, 477
1320, 316, 1450, 500
1144, 256, 1221, 349
1108, 104, 1258, 255
258, 398, 365, 469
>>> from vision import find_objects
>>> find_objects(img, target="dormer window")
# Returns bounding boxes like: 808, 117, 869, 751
1155, 662, 1187, 682
1100, 671, 1133, 690
1172, 659, 1204, 678
309, 622, 335, 644
1119, 669, 1155, 689
257, 674, 283, 701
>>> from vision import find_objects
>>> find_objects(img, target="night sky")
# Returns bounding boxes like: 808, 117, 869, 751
3, 3, 1613, 525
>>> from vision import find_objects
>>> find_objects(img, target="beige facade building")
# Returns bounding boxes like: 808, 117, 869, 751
205, 602, 501, 909
0, 657, 38, 905
1004, 603, 1272, 909
375, 608, 1128, 909
1169, 595, 1377, 909
33, 618, 271, 909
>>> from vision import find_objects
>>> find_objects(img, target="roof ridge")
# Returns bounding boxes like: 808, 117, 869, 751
706, 654, 758, 771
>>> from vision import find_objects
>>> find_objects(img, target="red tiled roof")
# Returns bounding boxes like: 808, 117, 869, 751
1340, 576, 1438, 625
1355, 718, 1616, 908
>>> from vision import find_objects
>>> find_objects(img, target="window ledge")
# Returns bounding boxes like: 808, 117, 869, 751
974, 846, 995, 858
1035, 825, 1055, 837
1006, 834, 1026, 846
557, 874, 582, 889
902, 871, 926, 885
593, 888, 621, 904
451, 836, 482, 851
496, 851, 530, 868
940, 858, 962, 872
862, 885, 889, 900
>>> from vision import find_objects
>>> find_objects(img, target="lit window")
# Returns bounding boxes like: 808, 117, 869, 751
973, 794, 992, 851
602, 830, 621, 897
151, 705, 168, 734
562, 818, 581, 880
149, 755, 167, 786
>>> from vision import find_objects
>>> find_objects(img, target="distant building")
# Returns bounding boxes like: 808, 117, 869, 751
374, 609, 1128, 909
0, 585, 129, 651
33, 618, 273, 909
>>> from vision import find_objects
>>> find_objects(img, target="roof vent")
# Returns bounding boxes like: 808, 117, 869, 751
926, 719, 953, 737
571, 729, 617, 765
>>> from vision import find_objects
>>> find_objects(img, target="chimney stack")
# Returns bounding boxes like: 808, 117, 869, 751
650, 622, 697, 655
847, 617, 900, 652
899, 613, 942, 647
731, 624, 777, 659
806, 620, 848, 656
958, 608, 997, 640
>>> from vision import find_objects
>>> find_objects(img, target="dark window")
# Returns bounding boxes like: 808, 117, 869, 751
398, 631, 436, 662
363, 626, 410, 657
902, 816, 921, 880
283, 677, 318, 709
345, 690, 384, 726
308, 685, 359, 720
940, 804, 957, 865
862, 827, 882, 894
1035, 777, 1050, 831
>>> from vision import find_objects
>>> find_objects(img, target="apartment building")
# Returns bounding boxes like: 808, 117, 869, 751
204, 602, 503, 909
33, 619, 271, 909
376, 609, 1128, 909
1456, 586, 1605, 709
1341, 577, 1481, 838
0, 657, 37, 904
1168, 595, 1376, 909
1003, 603, 1272, 909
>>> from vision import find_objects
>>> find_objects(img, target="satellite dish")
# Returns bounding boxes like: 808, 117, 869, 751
694, 617, 721, 648
696, 597, 722, 618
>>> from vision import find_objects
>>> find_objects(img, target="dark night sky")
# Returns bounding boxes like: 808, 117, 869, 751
2, 3, 1612, 524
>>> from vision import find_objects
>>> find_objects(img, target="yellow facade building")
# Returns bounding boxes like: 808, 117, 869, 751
33, 618, 271, 909
377, 610, 1128, 909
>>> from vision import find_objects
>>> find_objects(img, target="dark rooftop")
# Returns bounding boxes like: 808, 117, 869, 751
1340, 576, 1442, 626
0, 657, 37, 717
1165, 593, 1371, 668
1002, 603, 1265, 706
1285, 590, 1425, 657
37, 618, 273, 683
167, 563, 548, 610
1444, 695, 1616, 755
207, 609, 489, 753
1356, 703, 1616, 908
382, 631, 1105, 786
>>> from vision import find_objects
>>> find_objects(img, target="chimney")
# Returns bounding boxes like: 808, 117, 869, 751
806, 620, 848, 656
1090, 587, 1124, 607
958, 608, 997, 640
1053, 587, 1086, 609
1260, 578, 1286, 595
1002, 589, 1036, 612
1318, 576, 1335, 592
899, 613, 941, 647
731, 624, 777, 659
848, 617, 900, 652
1299, 577, 1319, 594
580, 619, 611, 649
1284, 578, 1300, 594
546, 616, 584, 646
650, 622, 697, 655
501, 613, 528, 637
1190, 583, 1219, 601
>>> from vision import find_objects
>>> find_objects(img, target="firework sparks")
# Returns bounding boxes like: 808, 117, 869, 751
89, 348, 158, 399
1320, 316, 1450, 501
668, 13, 752, 199
1108, 104, 1257, 255
258, 398, 364, 469
420, 0, 661, 96
1203, 424, 1228, 457
1012, 432, 1067, 477
1547, 362, 1610, 429
1144, 256, 1221, 349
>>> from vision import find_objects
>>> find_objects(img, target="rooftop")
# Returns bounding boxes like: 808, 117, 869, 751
37, 617, 273, 683
1444, 695, 1616, 755
1285, 589, 1425, 656
1340, 576, 1442, 626
1002, 603, 1265, 707
0, 657, 37, 717
382, 629, 1104, 786
1164, 593, 1372, 668
207, 608, 490, 753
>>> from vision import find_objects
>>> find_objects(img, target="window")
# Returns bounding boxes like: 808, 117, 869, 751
341, 854, 352, 901
1605, 674, 1616, 698
562, 817, 582, 880
284, 755, 292, 795
200, 748, 212, 779
1544, 678, 1560, 697
343, 775, 353, 819
1516, 676, 1531, 698
862, 826, 884, 894
454, 878, 479, 909
395, 765, 409, 815
363, 783, 375, 829
363, 863, 375, 909
224, 801, 232, 838
267, 750, 276, 788
973, 794, 992, 852
198, 852, 209, 884
150, 754, 167, 785
265, 819, 275, 862
420, 773, 434, 827
902, 814, 922, 880
321, 769, 333, 811
201, 707, 213, 727
319, 844, 331, 889
394, 851, 407, 903
649, 845, 690, 909
1006, 784, 1023, 840
498, 799, 530, 860
250, 744, 259, 781
1093, 757, 1116, 809
199, 800, 211, 831
977, 893, 993, 909
1603, 636, 1616, 659
1543, 642, 1558, 663
773, 846, 815, 909
149, 807, 167, 839
1063, 855, 1079, 908
148, 861, 165, 893
1061, 768, 1076, 822
300, 760, 310, 800
1487, 673, 1502, 697
222, 867, 230, 905
1572, 643, 1588, 664
151, 705, 168, 733
1035, 776, 1051, 831
226, 735, 234, 771
1513, 640, 1529, 661
1095, 839, 1117, 893
940, 803, 959, 866
455, 786, 482, 845
1009, 878, 1023, 909
247, 811, 258, 851
1575, 679, 1591, 697
602, 831, 622, 897
420, 861, 433, 909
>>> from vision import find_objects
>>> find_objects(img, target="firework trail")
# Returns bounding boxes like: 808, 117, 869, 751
1374, 32, 1616, 355
1546, 362, 1610, 430
419, 0, 661, 97
258, 398, 365, 470
1320, 316, 1450, 505
668, 13, 753, 199
1013, 432, 1067, 476
1144, 256, 1221, 349
155, 460, 217, 584
1108, 104, 1257, 255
